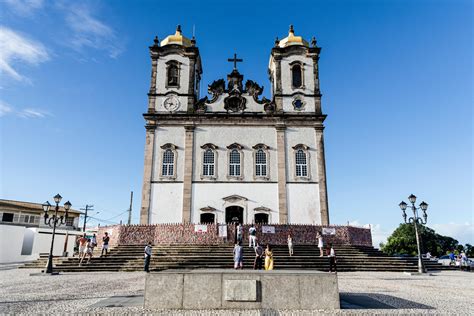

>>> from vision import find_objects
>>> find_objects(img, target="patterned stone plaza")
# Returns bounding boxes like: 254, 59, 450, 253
0, 268, 472, 315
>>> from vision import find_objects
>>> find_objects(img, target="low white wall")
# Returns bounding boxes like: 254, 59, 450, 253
0, 224, 80, 263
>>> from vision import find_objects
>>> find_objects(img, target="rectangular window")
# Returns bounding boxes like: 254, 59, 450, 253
65, 217, 74, 226
2, 213, 14, 222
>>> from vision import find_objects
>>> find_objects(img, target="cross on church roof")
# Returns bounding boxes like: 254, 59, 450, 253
227, 53, 243, 70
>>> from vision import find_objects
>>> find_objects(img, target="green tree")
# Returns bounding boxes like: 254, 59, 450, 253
381, 223, 459, 257
465, 244, 473, 257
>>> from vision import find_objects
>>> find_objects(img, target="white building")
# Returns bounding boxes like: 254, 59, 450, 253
140, 25, 329, 225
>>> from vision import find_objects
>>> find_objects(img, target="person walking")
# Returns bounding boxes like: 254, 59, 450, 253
233, 242, 244, 269
236, 224, 243, 244
249, 224, 257, 248
317, 232, 324, 257
144, 242, 152, 272
287, 234, 294, 256
254, 243, 264, 270
327, 243, 337, 273
264, 244, 274, 270
78, 234, 87, 258
79, 238, 93, 266
101, 232, 110, 257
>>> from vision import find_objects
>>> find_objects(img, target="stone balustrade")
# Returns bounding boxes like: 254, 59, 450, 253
97, 223, 372, 248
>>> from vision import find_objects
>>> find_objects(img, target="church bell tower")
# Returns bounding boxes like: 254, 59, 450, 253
147, 25, 202, 113
269, 25, 322, 114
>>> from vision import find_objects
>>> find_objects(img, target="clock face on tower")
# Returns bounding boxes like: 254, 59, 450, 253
163, 95, 180, 111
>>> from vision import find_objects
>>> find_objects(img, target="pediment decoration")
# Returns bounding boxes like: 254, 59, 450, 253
263, 99, 276, 114
254, 206, 272, 213
292, 144, 309, 150
200, 206, 217, 212
226, 143, 244, 150
200, 143, 218, 150
252, 143, 270, 150
222, 195, 248, 202
160, 143, 178, 150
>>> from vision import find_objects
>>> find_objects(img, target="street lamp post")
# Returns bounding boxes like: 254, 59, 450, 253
398, 194, 429, 274
42, 194, 72, 274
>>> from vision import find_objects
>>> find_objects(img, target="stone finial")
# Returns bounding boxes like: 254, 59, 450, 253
176, 24, 182, 34
153, 36, 159, 47
274, 36, 279, 47
289, 24, 294, 34
311, 36, 317, 47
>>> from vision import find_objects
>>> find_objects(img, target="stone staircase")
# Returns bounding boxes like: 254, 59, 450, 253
20, 244, 453, 273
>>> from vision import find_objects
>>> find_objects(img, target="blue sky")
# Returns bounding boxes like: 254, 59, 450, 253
1, 0, 472, 245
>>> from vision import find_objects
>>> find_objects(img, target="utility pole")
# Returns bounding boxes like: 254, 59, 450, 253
80, 205, 94, 232
127, 191, 133, 225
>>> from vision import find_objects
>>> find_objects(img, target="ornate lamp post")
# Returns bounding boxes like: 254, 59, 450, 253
398, 194, 429, 273
42, 194, 72, 274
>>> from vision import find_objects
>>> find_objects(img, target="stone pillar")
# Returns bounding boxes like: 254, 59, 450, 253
182, 125, 195, 223
276, 125, 288, 223
140, 127, 156, 224
315, 127, 329, 225
148, 58, 158, 111
312, 56, 322, 115
274, 56, 283, 111
187, 57, 196, 111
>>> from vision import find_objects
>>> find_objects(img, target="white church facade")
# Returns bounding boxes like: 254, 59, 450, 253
140, 25, 329, 225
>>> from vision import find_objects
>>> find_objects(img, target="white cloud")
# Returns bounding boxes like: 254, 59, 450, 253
62, 5, 123, 58
431, 222, 474, 245
0, 100, 13, 117
18, 108, 50, 118
0, 100, 50, 119
0, 26, 49, 81
3, 0, 44, 16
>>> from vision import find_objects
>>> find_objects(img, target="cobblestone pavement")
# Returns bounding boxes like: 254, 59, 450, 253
0, 269, 472, 315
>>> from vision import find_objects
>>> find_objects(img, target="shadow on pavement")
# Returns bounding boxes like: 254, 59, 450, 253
340, 292, 434, 310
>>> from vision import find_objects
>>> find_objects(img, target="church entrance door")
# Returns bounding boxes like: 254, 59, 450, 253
225, 206, 244, 224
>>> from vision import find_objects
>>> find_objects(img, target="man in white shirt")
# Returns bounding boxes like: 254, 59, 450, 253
249, 225, 257, 248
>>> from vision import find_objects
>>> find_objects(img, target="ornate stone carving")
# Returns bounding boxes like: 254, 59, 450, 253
263, 99, 276, 114
245, 80, 263, 102
208, 79, 225, 103
224, 92, 246, 112
194, 96, 208, 113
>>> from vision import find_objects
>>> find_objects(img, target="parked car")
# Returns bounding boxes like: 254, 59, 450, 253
438, 255, 453, 266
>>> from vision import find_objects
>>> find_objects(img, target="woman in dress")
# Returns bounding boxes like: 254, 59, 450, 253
264, 244, 274, 270
287, 234, 294, 256
316, 232, 324, 257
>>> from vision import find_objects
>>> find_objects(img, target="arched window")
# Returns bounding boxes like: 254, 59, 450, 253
253, 143, 270, 179
229, 149, 241, 176
254, 213, 269, 224
203, 149, 215, 177
167, 63, 179, 87
292, 144, 310, 178
227, 143, 244, 179
292, 64, 302, 88
162, 149, 174, 176
255, 149, 267, 176
160, 143, 177, 178
200, 213, 215, 224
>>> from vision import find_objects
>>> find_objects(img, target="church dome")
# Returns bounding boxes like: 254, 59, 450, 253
160, 25, 192, 47
277, 25, 309, 48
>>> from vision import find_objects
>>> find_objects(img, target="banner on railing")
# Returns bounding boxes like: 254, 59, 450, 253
218, 224, 227, 237
322, 227, 336, 235
262, 226, 275, 234
194, 224, 208, 233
